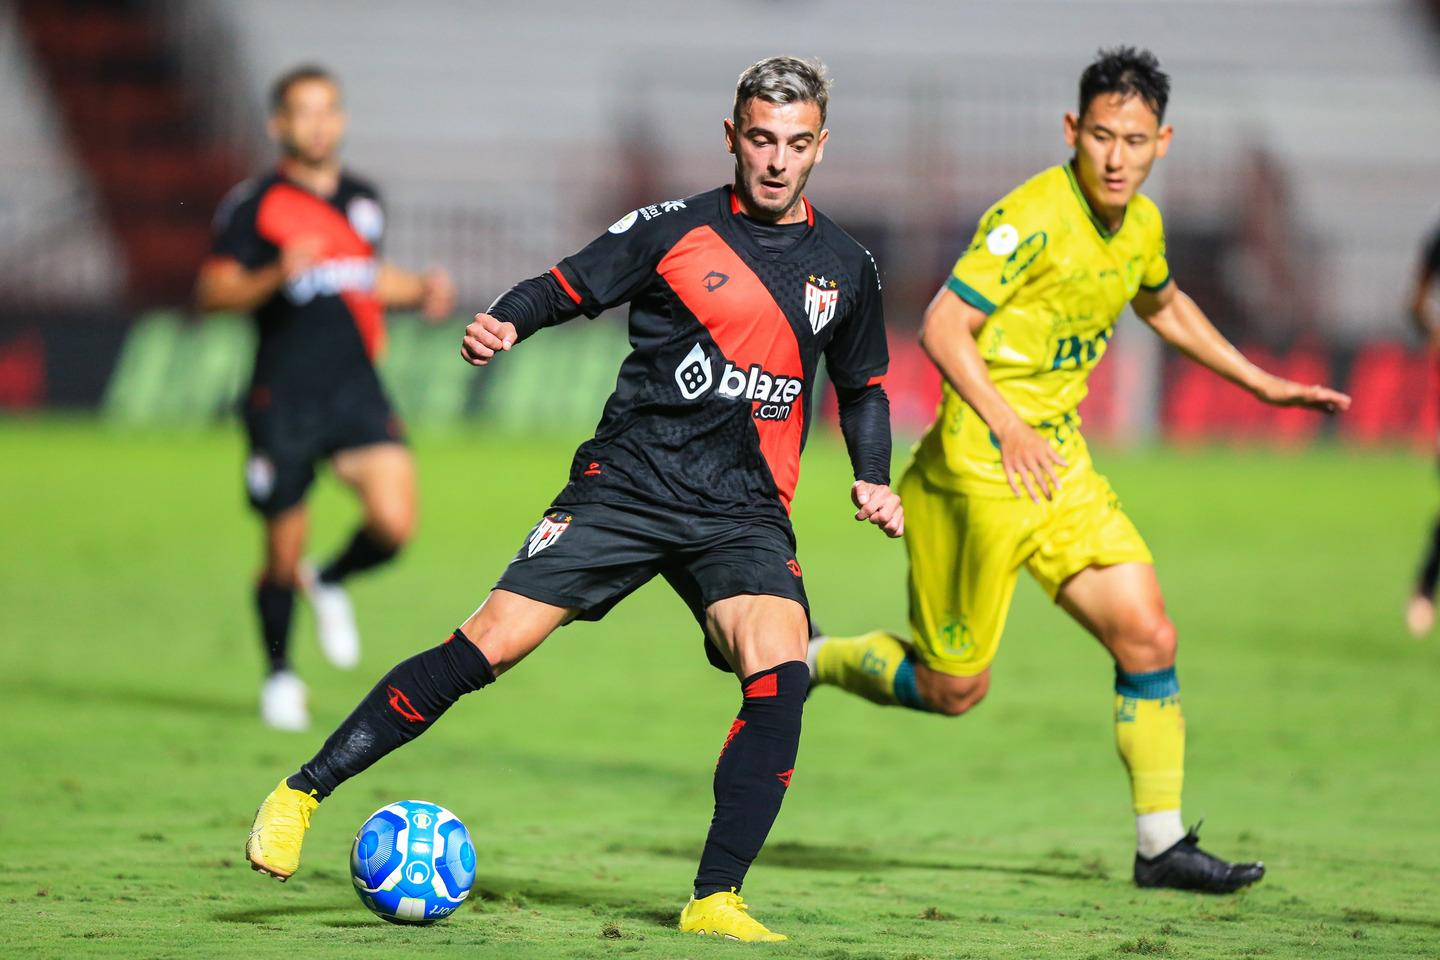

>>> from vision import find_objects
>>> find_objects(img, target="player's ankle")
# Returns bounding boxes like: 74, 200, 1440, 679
1136, 809, 1185, 859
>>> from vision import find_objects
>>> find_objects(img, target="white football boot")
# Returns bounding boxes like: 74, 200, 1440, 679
260, 670, 310, 732
300, 561, 361, 669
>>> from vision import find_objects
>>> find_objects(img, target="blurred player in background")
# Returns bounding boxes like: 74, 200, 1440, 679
245, 57, 902, 941
197, 66, 454, 731
809, 47, 1349, 892
1405, 224, 1440, 636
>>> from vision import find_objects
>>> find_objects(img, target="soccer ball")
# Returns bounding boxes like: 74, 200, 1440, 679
350, 800, 475, 924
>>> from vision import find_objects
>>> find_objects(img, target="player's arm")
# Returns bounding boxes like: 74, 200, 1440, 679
376, 263, 455, 321
1132, 281, 1350, 412
195, 236, 324, 312
918, 288, 1067, 502
461, 271, 582, 366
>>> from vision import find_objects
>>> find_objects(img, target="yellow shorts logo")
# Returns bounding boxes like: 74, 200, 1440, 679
939, 618, 974, 658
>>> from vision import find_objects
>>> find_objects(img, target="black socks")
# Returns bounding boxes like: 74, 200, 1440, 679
287, 630, 495, 799
1419, 516, 1440, 597
693, 660, 808, 898
256, 578, 295, 673
320, 527, 399, 585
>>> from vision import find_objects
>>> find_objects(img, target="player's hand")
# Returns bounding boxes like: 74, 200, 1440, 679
421, 267, 456, 322
852, 481, 904, 538
461, 313, 517, 366
996, 418, 1066, 503
279, 236, 324, 280
1254, 376, 1351, 414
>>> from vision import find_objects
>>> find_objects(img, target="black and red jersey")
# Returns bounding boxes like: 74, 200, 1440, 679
209, 170, 387, 402
546, 186, 888, 520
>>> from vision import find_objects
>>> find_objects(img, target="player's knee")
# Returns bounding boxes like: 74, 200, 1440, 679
367, 508, 415, 549
1113, 615, 1177, 671
920, 670, 989, 717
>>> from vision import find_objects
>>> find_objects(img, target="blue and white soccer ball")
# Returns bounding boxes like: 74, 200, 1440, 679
350, 800, 475, 925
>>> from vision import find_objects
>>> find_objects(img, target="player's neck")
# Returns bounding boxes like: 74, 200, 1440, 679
1067, 159, 1125, 233
280, 157, 342, 198
732, 184, 808, 226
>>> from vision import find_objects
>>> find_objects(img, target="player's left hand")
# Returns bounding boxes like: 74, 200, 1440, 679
1255, 376, 1351, 414
852, 481, 903, 538
421, 267, 456, 322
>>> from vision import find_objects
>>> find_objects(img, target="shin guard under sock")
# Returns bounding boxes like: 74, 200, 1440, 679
1114, 665, 1185, 853
256, 579, 295, 674
287, 630, 495, 799
320, 527, 399, 585
693, 660, 808, 897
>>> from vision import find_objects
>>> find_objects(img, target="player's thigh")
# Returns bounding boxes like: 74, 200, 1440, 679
902, 466, 1031, 679
332, 443, 416, 539
458, 589, 576, 677
705, 593, 809, 678
1055, 562, 1174, 672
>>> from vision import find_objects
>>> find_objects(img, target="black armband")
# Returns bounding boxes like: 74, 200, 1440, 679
486, 272, 583, 342
835, 383, 892, 486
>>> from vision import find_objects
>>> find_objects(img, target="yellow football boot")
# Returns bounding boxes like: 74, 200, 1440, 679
245, 779, 319, 880
679, 889, 787, 942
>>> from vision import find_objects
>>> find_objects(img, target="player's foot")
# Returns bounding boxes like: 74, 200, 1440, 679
300, 561, 361, 669
246, 778, 319, 880
260, 670, 309, 732
679, 890, 787, 942
1405, 594, 1434, 638
1134, 828, 1264, 893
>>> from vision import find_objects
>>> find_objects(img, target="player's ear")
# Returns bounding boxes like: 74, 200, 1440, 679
266, 113, 282, 144
1155, 124, 1173, 159
814, 128, 828, 164
723, 118, 738, 155
1063, 111, 1079, 148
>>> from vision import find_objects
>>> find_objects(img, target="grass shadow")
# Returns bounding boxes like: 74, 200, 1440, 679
5, 677, 252, 719
213, 903, 353, 923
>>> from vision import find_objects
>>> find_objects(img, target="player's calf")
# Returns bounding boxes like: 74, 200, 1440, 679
809, 630, 987, 716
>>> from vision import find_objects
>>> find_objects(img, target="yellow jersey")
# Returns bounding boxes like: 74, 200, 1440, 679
913, 162, 1171, 495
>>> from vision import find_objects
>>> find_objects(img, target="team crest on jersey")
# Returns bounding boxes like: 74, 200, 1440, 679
346, 197, 384, 243
526, 510, 574, 558
804, 275, 839, 334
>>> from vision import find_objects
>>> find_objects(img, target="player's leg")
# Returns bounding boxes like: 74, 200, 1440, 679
1056, 561, 1263, 892
246, 589, 569, 880
1405, 509, 1440, 636
679, 592, 807, 942
300, 442, 415, 668
257, 504, 309, 729
811, 465, 1022, 715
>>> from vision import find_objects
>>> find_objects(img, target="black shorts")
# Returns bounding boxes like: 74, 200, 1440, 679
242, 379, 405, 517
494, 498, 808, 671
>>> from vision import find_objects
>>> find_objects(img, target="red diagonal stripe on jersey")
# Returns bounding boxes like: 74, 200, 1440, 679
658, 225, 805, 511
256, 183, 385, 360
743, 673, 778, 699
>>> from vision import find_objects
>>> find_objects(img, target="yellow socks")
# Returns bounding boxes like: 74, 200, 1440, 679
811, 630, 930, 710
1114, 666, 1186, 857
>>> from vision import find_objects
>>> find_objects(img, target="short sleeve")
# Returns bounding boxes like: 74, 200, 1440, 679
552, 204, 680, 318
1138, 202, 1171, 292
825, 249, 888, 390
945, 193, 1051, 315
209, 185, 276, 269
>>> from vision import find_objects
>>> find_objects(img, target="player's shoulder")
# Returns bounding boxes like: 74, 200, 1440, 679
809, 203, 877, 274
339, 170, 382, 202
993, 165, 1070, 218
212, 171, 281, 229
597, 187, 719, 242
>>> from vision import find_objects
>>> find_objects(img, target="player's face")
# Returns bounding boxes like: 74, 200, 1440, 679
1064, 93, 1172, 214
725, 98, 827, 222
270, 78, 346, 167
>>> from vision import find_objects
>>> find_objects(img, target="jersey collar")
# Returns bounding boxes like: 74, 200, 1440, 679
727, 185, 814, 227
720, 186, 818, 263
1064, 160, 1124, 242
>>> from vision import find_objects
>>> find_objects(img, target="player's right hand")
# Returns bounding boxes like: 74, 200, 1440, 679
996, 419, 1066, 503
461, 313, 517, 366
279, 236, 324, 280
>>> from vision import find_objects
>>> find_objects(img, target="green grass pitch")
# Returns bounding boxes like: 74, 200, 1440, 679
1, 421, 1437, 958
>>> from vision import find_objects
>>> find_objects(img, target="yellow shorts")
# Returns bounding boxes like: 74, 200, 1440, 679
901, 458, 1153, 677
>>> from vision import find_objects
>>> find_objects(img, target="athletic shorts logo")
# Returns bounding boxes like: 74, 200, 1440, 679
526, 510, 573, 557
804, 276, 840, 334
675, 342, 714, 399
608, 210, 639, 234
785, 558, 802, 577
986, 223, 1020, 256
245, 454, 275, 502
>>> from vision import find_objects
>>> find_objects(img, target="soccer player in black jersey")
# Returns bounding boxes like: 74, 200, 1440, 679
198, 67, 455, 731
245, 56, 900, 941
1406, 224, 1440, 636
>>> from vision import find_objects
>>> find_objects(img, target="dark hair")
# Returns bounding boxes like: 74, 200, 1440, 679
1078, 47, 1169, 122
270, 65, 339, 113
734, 56, 831, 128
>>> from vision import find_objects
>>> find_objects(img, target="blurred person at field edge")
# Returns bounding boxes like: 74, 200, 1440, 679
1404, 225, 1440, 637
808, 47, 1350, 894
196, 66, 455, 732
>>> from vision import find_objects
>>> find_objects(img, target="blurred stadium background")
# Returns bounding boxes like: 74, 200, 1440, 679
4, 0, 1440, 444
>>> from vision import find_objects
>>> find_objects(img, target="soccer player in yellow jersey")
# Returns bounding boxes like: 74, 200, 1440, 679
809, 47, 1350, 893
